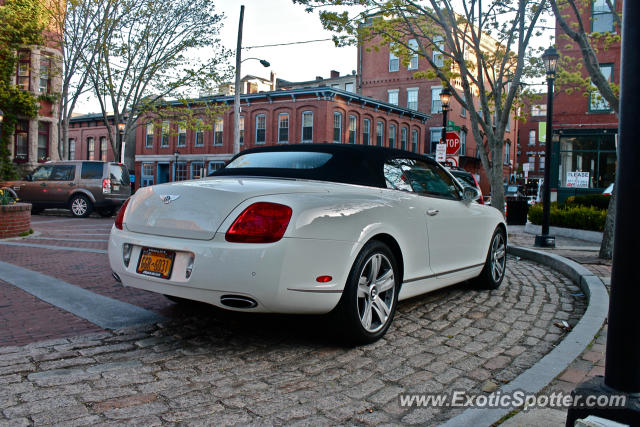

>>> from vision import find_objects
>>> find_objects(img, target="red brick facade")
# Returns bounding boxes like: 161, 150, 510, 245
0, 204, 32, 239
67, 114, 117, 162
517, 94, 548, 181
133, 88, 429, 189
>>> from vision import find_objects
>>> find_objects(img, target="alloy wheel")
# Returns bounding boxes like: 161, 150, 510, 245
71, 197, 88, 216
356, 253, 395, 333
490, 232, 506, 283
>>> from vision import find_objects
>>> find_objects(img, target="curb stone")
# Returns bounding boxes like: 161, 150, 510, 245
439, 245, 609, 427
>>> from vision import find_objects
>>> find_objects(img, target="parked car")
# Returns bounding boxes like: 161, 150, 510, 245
504, 184, 526, 200
109, 145, 506, 344
448, 167, 484, 204
1, 161, 130, 217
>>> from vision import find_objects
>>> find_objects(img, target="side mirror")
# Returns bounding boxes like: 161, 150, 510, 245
25, 174, 32, 181
462, 187, 481, 202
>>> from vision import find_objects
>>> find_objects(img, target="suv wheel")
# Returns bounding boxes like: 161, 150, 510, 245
70, 194, 93, 218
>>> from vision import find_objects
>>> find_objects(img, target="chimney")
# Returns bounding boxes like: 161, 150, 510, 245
330, 70, 340, 78
316, 76, 323, 81
270, 71, 276, 91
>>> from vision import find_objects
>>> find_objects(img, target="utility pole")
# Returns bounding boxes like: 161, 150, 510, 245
233, 5, 244, 156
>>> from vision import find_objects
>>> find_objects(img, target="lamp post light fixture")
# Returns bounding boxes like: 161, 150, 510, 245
535, 46, 559, 248
117, 118, 126, 164
0, 109, 4, 144
439, 85, 452, 131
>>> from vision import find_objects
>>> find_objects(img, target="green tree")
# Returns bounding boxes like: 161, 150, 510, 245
0, 0, 49, 179
550, 0, 620, 259
86, 0, 231, 162
294, 0, 549, 212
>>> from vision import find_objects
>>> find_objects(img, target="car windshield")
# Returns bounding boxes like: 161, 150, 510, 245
225, 152, 332, 169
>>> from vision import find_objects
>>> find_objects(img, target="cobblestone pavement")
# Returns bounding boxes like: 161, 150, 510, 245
0, 232, 587, 427
507, 228, 611, 405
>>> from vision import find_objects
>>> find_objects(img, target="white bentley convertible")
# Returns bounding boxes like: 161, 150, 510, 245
109, 145, 507, 343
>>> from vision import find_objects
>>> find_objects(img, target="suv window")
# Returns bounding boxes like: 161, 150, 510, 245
51, 165, 75, 181
81, 162, 104, 179
109, 164, 130, 185
32, 165, 53, 181
384, 158, 462, 200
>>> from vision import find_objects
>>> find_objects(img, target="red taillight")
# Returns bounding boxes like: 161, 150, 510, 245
115, 198, 130, 230
225, 202, 292, 243
472, 175, 484, 204
102, 178, 112, 194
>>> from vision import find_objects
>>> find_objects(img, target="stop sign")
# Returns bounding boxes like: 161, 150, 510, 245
445, 131, 460, 155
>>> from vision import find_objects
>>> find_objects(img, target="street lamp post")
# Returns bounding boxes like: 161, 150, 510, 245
440, 86, 452, 144
117, 118, 125, 164
0, 109, 4, 143
233, 5, 270, 156
534, 46, 558, 248
173, 150, 180, 182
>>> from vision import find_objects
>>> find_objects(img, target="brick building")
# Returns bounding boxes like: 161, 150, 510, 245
133, 87, 429, 189
67, 114, 116, 162
277, 70, 358, 93
551, 0, 620, 202
517, 94, 548, 183
357, 34, 518, 194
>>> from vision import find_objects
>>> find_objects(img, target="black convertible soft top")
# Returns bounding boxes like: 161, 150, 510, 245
211, 144, 438, 189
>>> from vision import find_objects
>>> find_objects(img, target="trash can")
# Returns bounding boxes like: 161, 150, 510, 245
506, 199, 529, 225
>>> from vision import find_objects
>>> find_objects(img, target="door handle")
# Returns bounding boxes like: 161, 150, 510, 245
427, 209, 439, 216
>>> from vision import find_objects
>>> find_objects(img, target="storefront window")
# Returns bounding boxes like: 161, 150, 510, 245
559, 134, 616, 189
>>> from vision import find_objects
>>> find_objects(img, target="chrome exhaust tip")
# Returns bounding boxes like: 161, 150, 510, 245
220, 295, 258, 309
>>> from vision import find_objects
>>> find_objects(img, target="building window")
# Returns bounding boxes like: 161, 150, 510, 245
348, 115, 357, 144
430, 128, 442, 153
412, 129, 419, 153
363, 119, 370, 145
39, 55, 51, 94
14, 120, 29, 161
388, 89, 399, 106
539, 156, 545, 171
190, 161, 204, 179
433, 36, 444, 67
589, 64, 613, 112
389, 124, 396, 148
195, 120, 204, 146
256, 114, 266, 144
69, 138, 75, 160
178, 125, 186, 147
408, 39, 419, 70
145, 123, 153, 148
214, 119, 223, 145
389, 43, 399, 72
161, 121, 169, 147
37, 122, 49, 161
458, 129, 466, 156
407, 88, 419, 111
345, 82, 355, 93
99, 136, 107, 160
592, 0, 615, 33
239, 116, 245, 145
559, 134, 616, 188
431, 86, 442, 113
376, 121, 384, 146
531, 104, 546, 116
141, 163, 154, 187
208, 161, 225, 174
460, 106, 467, 117
401, 127, 408, 151
504, 142, 511, 165
333, 112, 343, 143
506, 115, 511, 132
278, 113, 289, 143
302, 111, 313, 142
87, 137, 95, 160
17, 50, 30, 91
174, 162, 187, 181
529, 130, 536, 145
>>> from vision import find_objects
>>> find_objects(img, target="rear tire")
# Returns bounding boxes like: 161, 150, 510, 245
474, 227, 507, 290
164, 295, 193, 304
69, 194, 93, 218
334, 240, 400, 345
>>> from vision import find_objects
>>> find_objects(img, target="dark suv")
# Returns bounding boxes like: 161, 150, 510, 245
2, 161, 130, 217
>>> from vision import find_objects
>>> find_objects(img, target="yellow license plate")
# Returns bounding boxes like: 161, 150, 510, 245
136, 247, 175, 279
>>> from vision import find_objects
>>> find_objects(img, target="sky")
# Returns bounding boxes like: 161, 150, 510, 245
76, 0, 357, 113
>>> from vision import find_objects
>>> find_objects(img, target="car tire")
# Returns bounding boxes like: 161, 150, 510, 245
97, 207, 116, 217
30, 207, 44, 215
335, 240, 400, 345
69, 194, 93, 218
474, 227, 507, 290
164, 294, 194, 304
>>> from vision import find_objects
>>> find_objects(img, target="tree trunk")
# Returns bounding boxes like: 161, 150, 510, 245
599, 191, 615, 259
490, 167, 505, 215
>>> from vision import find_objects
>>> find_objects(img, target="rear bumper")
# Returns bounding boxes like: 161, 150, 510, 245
108, 227, 358, 314
94, 197, 128, 209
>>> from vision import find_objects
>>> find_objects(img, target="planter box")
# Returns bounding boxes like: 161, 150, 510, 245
0, 203, 32, 239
